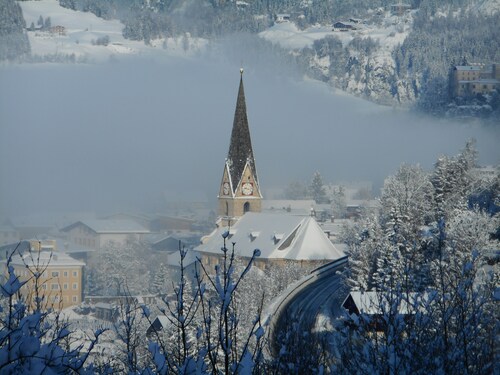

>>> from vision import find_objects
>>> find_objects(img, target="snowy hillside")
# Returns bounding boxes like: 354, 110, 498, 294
13, 0, 500, 111
259, 14, 410, 51
259, 1, 499, 107
260, 10, 415, 105
19, 0, 207, 62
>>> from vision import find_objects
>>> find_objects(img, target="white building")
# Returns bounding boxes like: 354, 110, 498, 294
61, 219, 150, 250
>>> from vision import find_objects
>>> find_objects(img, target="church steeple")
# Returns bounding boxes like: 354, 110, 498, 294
217, 69, 262, 223
227, 69, 258, 193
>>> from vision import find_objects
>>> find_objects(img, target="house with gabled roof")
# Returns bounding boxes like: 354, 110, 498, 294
61, 219, 149, 250
342, 291, 419, 331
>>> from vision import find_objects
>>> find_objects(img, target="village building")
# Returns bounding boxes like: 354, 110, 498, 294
61, 219, 150, 250
390, 3, 412, 16
146, 315, 170, 337
49, 25, 66, 35
333, 21, 357, 31
342, 291, 417, 331
196, 70, 345, 271
1, 239, 85, 310
452, 63, 500, 97
275, 14, 291, 23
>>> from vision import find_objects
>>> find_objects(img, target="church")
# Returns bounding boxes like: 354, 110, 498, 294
195, 70, 344, 270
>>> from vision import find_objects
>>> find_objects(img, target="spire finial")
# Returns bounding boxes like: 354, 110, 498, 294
240, 67, 244, 76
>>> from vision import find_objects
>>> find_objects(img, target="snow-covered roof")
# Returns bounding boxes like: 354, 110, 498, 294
458, 78, 499, 84
5, 251, 85, 268
61, 220, 149, 234
262, 199, 316, 215
95, 302, 114, 309
455, 65, 483, 71
196, 212, 344, 261
344, 291, 416, 315
0, 238, 95, 256
166, 249, 199, 267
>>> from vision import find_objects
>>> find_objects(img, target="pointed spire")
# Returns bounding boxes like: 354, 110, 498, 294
227, 69, 257, 192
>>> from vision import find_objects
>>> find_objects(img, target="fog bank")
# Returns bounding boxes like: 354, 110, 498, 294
1, 55, 499, 218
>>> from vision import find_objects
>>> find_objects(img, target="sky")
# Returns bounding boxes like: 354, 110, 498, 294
1, 52, 499, 219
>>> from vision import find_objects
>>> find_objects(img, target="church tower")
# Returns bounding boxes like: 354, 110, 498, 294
218, 69, 262, 224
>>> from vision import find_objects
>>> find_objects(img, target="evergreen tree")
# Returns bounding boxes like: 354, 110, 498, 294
152, 262, 169, 295
0, 0, 30, 61
44, 17, 51, 30
309, 171, 329, 204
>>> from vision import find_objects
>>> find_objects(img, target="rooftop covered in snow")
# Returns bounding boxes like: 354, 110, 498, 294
196, 212, 344, 261
61, 219, 150, 234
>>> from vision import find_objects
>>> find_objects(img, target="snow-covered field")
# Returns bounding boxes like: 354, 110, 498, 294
19, 0, 208, 62
20, 0, 412, 65
259, 13, 411, 52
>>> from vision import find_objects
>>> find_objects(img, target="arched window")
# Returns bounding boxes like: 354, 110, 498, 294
243, 202, 250, 213
225, 202, 229, 216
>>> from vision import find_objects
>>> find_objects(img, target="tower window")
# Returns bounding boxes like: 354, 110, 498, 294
244, 202, 250, 213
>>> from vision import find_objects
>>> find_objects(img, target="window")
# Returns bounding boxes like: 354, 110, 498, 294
42, 284, 47, 290
243, 202, 250, 213
73, 271, 78, 277
51, 283, 59, 290
63, 271, 68, 277
72, 283, 78, 290
51, 271, 59, 277
63, 283, 68, 290
72, 296, 78, 302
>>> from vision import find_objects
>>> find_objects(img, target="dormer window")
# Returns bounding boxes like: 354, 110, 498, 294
228, 228, 237, 239
273, 233, 284, 245
249, 231, 260, 242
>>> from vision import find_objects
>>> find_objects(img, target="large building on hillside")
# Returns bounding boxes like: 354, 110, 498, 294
196, 70, 345, 270
451, 63, 500, 97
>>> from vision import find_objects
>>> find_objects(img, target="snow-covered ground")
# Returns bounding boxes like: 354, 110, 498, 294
259, 12, 412, 52
19, 0, 411, 65
19, 0, 208, 63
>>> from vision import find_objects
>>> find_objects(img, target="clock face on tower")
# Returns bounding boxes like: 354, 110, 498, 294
223, 182, 230, 195
241, 182, 254, 196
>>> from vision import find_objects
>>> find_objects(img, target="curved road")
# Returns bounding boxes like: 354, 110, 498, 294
268, 258, 349, 356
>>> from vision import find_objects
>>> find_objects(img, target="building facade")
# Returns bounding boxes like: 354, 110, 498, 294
2, 240, 85, 310
61, 219, 150, 250
452, 64, 500, 97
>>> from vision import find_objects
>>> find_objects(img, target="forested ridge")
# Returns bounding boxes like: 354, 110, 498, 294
0, 0, 30, 60
55, 0, 499, 116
